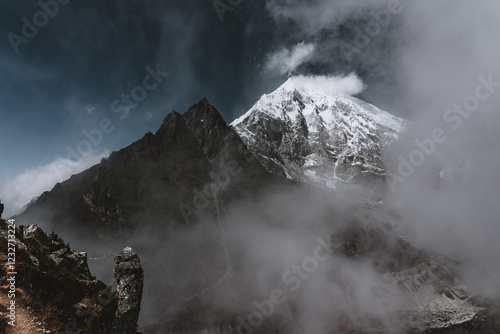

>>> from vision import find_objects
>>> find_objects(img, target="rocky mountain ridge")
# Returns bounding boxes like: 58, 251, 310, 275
19, 98, 289, 234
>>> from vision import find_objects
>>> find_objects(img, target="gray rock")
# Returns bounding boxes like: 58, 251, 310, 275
23, 225, 50, 254
64, 251, 93, 280
111, 247, 144, 334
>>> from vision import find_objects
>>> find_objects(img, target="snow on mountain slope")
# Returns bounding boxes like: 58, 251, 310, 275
231, 75, 407, 189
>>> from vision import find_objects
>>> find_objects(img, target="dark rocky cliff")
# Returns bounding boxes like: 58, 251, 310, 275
18, 98, 292, 235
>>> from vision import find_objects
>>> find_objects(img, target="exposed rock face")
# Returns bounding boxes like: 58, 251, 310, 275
18, 109, 213, 234
423, 301, 500, 334
335, 226, 481, 331
231, 77, 406, 188
23, 225, 51, 255
112, 247, 144, 334
0, 220, 119, 333
331, 224, 430, 273
182, 97, 291, 211
0, 208, 144, 334
18, 98, 289, 234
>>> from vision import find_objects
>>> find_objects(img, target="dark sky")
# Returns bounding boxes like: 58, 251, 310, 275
0, 0, 403, 175
1, 0, 499, 216
0, 1, 278, 175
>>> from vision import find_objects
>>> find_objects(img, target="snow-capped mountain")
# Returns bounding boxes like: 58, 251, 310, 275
231, 76, 407, 189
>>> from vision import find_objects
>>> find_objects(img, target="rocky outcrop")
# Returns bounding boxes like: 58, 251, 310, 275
0, 221, 118, 333
112, 247, 144, 334
0, 203, 145, 333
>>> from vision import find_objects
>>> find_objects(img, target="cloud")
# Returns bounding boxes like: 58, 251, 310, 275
266, 0, 500, 301
87, 104, 96, 114
284, 73, 365, 97
264, 0, 500, 116
0, 150, 110, 217
260, 1, 406, 114
265, 0, 389, 35
378, 1, 500, 297
265, 42, 316, 75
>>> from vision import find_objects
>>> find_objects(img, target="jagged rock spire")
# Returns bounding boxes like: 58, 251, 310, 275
112, 247, 144, 334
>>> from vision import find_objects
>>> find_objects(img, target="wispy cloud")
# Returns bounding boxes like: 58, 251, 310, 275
284, 73, 365, 97
0, 150, 110, 217
265, 42, 316, 75
265, 0, 388, 35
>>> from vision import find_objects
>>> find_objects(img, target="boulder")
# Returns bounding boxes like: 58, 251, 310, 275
23, 225, 50, 254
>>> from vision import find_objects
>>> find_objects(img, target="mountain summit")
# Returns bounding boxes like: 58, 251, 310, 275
231, 76, 406, 189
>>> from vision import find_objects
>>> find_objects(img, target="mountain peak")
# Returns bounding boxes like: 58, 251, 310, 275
278, 76, 303, 92
183, 98, 231, 160
276, 74, 366, 99
231, 77, 406, 188
161, 110, 182, 126
184, 98, 225, 125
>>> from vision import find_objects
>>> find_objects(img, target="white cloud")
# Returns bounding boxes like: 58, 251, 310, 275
87, 104, 96, 114
283, 73, 365, 97
265, 42, 316, 75
0, 150, 110, 218
265, 0, 389, 35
